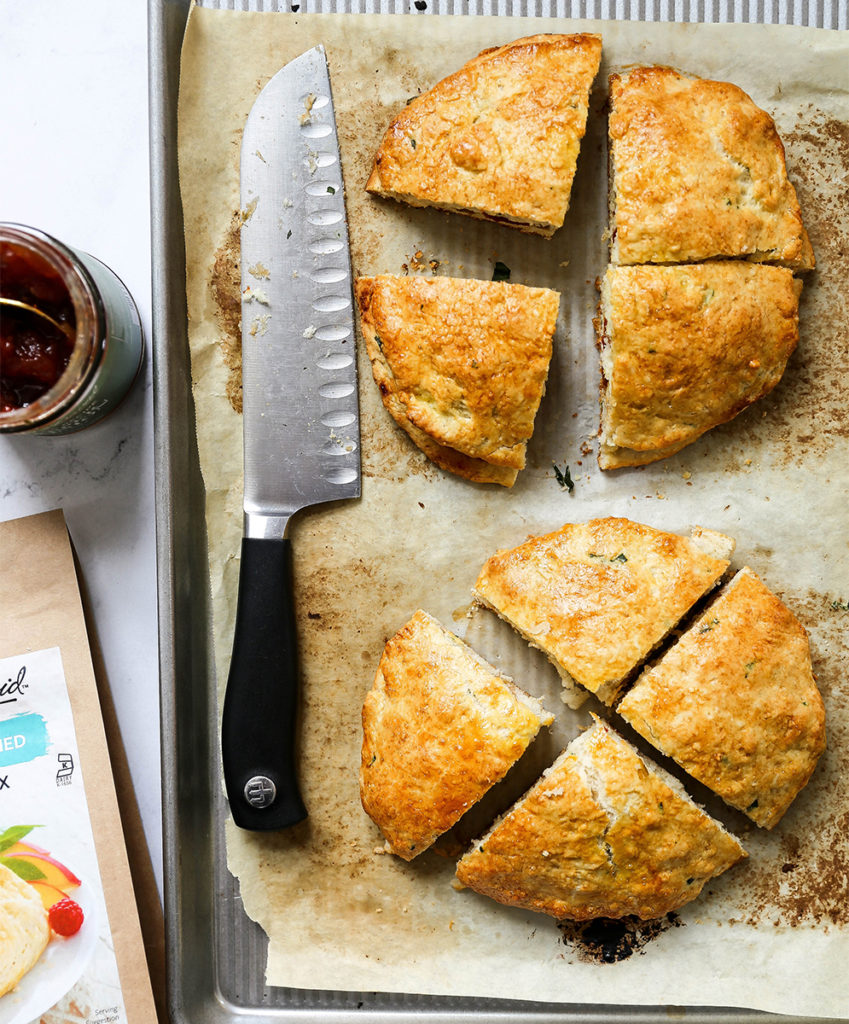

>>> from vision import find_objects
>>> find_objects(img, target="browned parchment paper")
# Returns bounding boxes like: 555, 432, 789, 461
0, 510, 161, 1023
178, 7, 849, 1014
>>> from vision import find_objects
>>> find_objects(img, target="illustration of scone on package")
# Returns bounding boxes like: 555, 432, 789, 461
0, 647, 122, 1023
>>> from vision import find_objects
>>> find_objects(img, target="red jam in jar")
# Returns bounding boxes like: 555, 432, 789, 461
1, 242, 78, 411
0, 224, 143, 435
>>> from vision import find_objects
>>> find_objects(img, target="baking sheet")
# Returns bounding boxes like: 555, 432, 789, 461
176, 6, 849, 1017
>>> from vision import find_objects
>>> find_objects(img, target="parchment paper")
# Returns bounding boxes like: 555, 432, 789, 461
177, 7, 849, 1015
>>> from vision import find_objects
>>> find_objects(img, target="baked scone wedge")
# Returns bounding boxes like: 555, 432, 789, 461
366, 34, 603, 236
355, 275, 560, 486
360, 610, 553, 860
608, 66, 814, 269
455, 717, 746, 920
473, 518, 734, 705
618, 567, 826, 829
0, 862, 50, 996
596, 263, 802, 470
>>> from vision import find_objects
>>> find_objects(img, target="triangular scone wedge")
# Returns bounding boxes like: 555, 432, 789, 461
608, 66, 814, 269
366, 34, 602, 237
355, 275, 559, 485
618, 568, 826, 829
360, 610, 554, 860
456, 717, 746, 920
473, 518, 733, 705
596, 263, 801, 470
0, 862, 50, 997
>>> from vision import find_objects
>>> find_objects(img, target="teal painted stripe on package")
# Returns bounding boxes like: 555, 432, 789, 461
0, 713, 49, 766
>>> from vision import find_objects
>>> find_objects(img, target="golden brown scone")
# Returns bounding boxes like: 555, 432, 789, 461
360, 610, 553, 860
473, 518, 733, 705
473, 518, 733, 704
608, 66, 814, 269
355, 275, 559, 486
618, 567, 826, 829
596, 263, 801, 470
0, 863, 50, 996
455, 717, 746, 920
366, 34, 602, 236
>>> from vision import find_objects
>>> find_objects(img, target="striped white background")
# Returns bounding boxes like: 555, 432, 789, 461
200, 0, 845, 29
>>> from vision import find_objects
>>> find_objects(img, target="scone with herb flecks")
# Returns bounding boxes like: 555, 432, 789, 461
608, 66, 814, 269
360, 610, 553, 860
473, 518, 734, 705
355, 274, 559, 486
456, 717, 746, 920
618, 567, 826, 829
367, 34, 602, 237
596, 262, 801, 469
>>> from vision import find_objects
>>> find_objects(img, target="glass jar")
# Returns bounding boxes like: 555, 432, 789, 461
0, 223, 143, 435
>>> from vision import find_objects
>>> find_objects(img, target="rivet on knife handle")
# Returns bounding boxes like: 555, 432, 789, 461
222, 537, 306, 830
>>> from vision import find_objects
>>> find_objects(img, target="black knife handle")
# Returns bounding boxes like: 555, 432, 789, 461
221, 536, 307, 830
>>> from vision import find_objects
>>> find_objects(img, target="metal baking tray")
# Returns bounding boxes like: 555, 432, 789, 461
150, 1, 844, 1021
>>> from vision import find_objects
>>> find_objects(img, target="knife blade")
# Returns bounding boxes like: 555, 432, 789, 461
221, 46, 360, 831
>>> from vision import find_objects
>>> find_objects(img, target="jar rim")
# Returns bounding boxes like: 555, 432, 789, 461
0, 222, 107, 430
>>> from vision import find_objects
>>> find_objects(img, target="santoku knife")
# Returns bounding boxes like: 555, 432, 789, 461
221, 46, 360, 830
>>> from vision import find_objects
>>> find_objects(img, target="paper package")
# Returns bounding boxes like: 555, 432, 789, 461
0, 511, 160, 1024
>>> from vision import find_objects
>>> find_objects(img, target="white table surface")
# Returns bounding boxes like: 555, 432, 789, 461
0, 0, 162, 899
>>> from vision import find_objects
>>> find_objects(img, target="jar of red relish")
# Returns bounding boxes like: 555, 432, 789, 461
0, 223, 143, 434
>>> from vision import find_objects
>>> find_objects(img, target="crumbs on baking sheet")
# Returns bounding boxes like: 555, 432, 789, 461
400, 249, 440, 275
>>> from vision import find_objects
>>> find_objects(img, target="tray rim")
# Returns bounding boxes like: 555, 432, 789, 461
149, 1, 846, 1021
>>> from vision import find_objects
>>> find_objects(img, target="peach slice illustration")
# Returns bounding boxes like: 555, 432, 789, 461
2, 840, 82, 909
5, 841, 81, 890
30, 879, 70, 910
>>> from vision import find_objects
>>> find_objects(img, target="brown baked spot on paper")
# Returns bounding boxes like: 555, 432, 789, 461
784, 112, 849, 272
209, 209, 244, 414
764, 110, 849, 459
738, 809, 849, 929
291, 549, 421, 875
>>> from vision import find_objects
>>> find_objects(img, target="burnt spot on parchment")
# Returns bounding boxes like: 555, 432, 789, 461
559, 914, 683, 963
327, 39, 429, 276
209, 208, 244, 414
